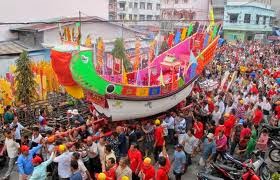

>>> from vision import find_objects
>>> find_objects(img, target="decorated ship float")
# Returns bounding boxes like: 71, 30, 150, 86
51, 23, 220, 121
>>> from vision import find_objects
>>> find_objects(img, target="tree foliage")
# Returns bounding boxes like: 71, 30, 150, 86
15, 51, 37, 105
111, 38, 132, 71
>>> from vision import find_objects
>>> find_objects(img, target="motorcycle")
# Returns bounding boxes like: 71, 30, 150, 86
268, 140, 280, 163
199, 150, 271, 180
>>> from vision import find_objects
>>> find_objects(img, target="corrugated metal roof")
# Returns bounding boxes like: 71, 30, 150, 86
0, 41, 27, 55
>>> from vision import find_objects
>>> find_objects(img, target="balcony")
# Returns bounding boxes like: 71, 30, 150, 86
223, 21, 273, 32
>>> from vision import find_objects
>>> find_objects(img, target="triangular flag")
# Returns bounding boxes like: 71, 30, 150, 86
136, 68, 142, 86
209, 3, 215, 28
190, 51, 198, 64
187, 23, 193, 37
122, 63, 128, 84
159, 68, 165, 86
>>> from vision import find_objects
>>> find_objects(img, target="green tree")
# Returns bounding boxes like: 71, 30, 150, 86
160, 40, 169, 54
111, 38, 132, 71
15, 51, 37, 105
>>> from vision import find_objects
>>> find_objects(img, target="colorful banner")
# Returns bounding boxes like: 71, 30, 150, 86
149, 87, 161, 96
121, 86, 137, 96
136, 87, 149, 96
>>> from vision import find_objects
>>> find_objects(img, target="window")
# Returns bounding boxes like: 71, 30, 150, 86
156, 4, 160, 10
229, 14, 238, 23
147, 15, 153, 20
269, 17, 272, 26
175, 0, 179, 4
119, 2, 125, 10
118, 14, 124, 20
140, 2, 145, 9
263, 16, 266, 25
134, 2, 138, 9
155, 15, 160, 20
129, 2, 132, 8
139, 15, 145, 20
256, 15, 260, 24
244, 14, 251, 23
129, 14, 133, 20
147, 3, 152, 10
134, 14, 138, 20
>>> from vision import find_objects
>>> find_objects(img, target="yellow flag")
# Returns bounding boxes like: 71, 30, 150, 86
209, 3, 215, 28
181, 27, 187, 41
122, 64, 128, 85
159, 69, 165, 86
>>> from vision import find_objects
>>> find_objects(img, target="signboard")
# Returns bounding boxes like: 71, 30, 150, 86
254, 34, 265, 40
267, 36, 280, 41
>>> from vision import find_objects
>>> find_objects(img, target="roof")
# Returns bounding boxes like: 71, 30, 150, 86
10, 16, 105, 32
10, 16, 144, 35
0, 41, 27, 55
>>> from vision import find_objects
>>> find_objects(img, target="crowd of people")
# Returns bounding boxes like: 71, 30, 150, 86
0, 40, 279, 180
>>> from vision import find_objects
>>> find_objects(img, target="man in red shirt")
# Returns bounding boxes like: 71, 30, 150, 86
240, 121, 251, 141
128, 143, 142, 180
154, 119, 164, 162
253, 106, 263, 128
224, 109, 236, 139
104, 157, 118, 180
193, 118, 204, 139
156, 146, 170, 180
140, 157, 155, 180
215, 119, 226, 137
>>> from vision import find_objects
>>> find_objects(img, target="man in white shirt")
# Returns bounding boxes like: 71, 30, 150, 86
181, 129, 198, 169
10, 116, 31, 143
216, 97, 225, 114
164, 112, 175, 144
212, 105, 222, 125
53, 145, 73, 179
0, 129, 20, 179
86, 136, 101, 175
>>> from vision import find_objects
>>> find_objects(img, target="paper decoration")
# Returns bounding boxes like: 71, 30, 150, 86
149, 87, 161, 96
121, 86, 137, 96
136, 87, 149, 96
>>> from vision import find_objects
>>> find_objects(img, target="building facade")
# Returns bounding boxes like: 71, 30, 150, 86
212, 0, 226, 23
109, 0, 161, 21
223, 0, 275, 41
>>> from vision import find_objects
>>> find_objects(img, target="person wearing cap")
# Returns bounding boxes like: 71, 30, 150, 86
71, 109, 85, 126
17, 143, 43, 179
139, 157, 155, 180
230, 119, 244, 155
200, 133, 216, 166
236, 99, 246, 120
172, 144, 186, 180
29, 151, 56, 180
53, 144, 74, 179
154, 119, 164, 162
0, 129, 20, 179
128, 143, 142, 180
116, 157, 132, 180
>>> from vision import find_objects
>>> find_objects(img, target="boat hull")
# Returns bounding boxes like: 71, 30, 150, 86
93, 82, 194, 121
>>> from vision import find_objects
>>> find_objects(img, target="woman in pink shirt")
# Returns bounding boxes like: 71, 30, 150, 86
256, 128, 269, 158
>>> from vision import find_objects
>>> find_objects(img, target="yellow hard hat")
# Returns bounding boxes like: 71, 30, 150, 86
223, 113, 230, 117
155, 119, 161, 125
58, 144, 66, 153
98, 173, 106, 180
121, 176, 129, 180
143, 157, 152, 165
239, 100, 244, 104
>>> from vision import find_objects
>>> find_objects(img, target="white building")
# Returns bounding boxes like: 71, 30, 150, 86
116, 0, 161, 21
0, 0, 109, 41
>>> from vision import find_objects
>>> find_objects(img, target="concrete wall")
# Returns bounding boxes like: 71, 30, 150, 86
0, 0, 109, 41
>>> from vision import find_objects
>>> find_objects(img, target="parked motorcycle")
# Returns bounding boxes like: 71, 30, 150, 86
268, 140, 280, 163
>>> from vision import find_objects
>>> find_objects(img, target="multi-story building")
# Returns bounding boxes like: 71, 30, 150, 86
223, 0, 275, 41
160, 0, 210, 31
212, 0, 226, 23
109, 0, 118, 20
112, 0, 161, 21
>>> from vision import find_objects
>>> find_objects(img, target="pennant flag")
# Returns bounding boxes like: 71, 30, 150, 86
167, 32, 175, 48
181, 27, 187, 41
122, 63, 128, 84
187, 23, 193, 37
209, 3, 215, 28
189, 51, 198, 65
174, 29, 181, 45
135, 68, 142, 86
192, 22, 199, 34
159, 68, 165, 86
203, 33, 210, 48
212, 25, 218, 39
